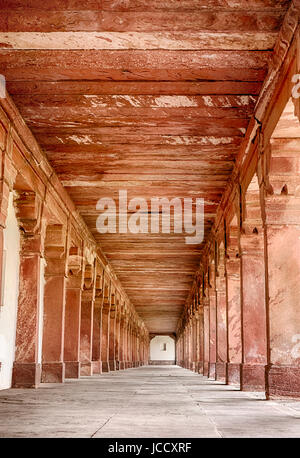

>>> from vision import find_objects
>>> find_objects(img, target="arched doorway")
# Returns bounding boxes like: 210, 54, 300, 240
150, 335, 175, 365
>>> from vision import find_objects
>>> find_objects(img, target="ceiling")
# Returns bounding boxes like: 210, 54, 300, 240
0, 0, 291, 333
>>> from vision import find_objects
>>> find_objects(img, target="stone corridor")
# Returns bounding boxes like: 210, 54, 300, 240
0, 366, 299, 438
2, 1, 300, 439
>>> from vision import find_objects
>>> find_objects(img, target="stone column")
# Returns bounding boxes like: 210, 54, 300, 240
184, 325, 189, 369
92, 275, 103, 375
192, 315, 197, 372
64, 269, 83, 378
176, 334, 181, 366
119, 309, 126, 370
240, 178, 267, 391
226, 224, 242, 385
182, 329, 186, 367
127, 323, 132, 367
208, 259, 217, 379
132, 327, 137, 367
42, 225, 67, 383
215, 243, 228, 382
126, 321, 131, 368
203, 295, 210, 377
195, 312, 200, 373
202, 273, 210, 376
12, 192, 45, 388
80, 262, 95, 376
132, 326, 136, 367
127, 319, 132, 368
91, 267, 104, 374
101, 281, 110, 372
198, 309, 204, 374
114, 298, 121, 370
123, 317, 129, 369
109, 292, 116, 371
262, 140, 300, 398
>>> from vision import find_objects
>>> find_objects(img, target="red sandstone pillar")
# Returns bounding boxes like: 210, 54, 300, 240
215, 244, 228, 382
12, 192, 44, 388
203, 296, 210, 376
132, 328, 137, 367
240, 183, 267, 391
91, 268, 104, 374
92, 298, 102, 375
114, 300, 121, 370
186, 325, 190, 369
42, 225, 67, 383
195, 314, 200, 373
176, 334, 181, 366
192, 317, 197, 371
186, 322, 191, 369
184, 326, 189, 368
198, 309, 204, 374
126, 322, 131, 368
127, 324, 132, 367
127, 321, 132, 368
109, 293, 117, 371
80, 293, 94, 376
123, 318, 129, 368
262, 143, 300, 398
208, 260, 217, 379
119, 311, 125, 370
64, 272, 82, 378
101, 283, 110, 372
226, 225, 242, 385
80, 263, 95, 376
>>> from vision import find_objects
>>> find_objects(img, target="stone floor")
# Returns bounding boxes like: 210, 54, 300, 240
0, 365, 299, 438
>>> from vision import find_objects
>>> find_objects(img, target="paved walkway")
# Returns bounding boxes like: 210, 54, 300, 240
0, 365, 299, 437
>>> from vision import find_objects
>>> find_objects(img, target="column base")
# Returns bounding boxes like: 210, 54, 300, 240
80, 362, 92, 376
65, 361, 80, 379
198, 362, 204, 375
215, 362, 227, 382
241, 364, 266, 391
119, 361, 126, 370
102, 361, 110, 372
12, 362, 41, 388
203, 362, 209, 376
227, 363, 241, 385
266, 365, 300, 399
42, 362, 65, 383
208, 362, 216, 379
92, 360, 102, 375
109, 360, 116, 371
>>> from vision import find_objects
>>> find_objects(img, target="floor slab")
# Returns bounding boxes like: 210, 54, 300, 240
0, 366, 299, 438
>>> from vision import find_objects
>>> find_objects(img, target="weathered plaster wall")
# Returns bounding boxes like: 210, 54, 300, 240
0, 192, 20, 389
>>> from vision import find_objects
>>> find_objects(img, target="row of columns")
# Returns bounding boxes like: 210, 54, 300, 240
0, 119, 150, 388
176, 136, 300, 399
